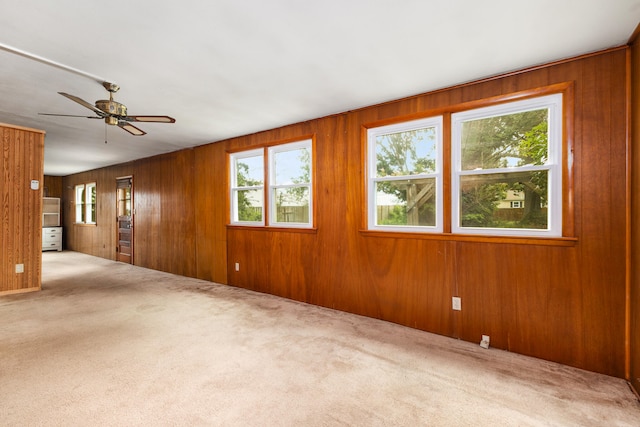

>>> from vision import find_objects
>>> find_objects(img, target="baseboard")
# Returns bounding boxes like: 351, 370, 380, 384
0, 286, 41, 296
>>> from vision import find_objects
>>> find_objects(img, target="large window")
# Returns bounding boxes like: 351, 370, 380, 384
230, 139, 313, 228
75, 182, 96, 224
366, 92, 564, 238
452, 94, 562, 237
367, 117, 443, 232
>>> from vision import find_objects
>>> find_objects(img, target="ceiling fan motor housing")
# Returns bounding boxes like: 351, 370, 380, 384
95, 99, 127, 117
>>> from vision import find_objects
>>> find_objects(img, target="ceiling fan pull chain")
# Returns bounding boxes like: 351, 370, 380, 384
105, 122, 108, 144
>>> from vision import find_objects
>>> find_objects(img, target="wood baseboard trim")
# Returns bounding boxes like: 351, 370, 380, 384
0, 286, 41, 296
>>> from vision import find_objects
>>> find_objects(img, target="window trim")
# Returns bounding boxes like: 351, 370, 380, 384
268, 139, 313, 229
229, 148, 265, 227
451, 93, 563, 237
74, 182, 97, 225
362, 83, 574, 242
366, 116, 444, 233
228, 137, 314, 229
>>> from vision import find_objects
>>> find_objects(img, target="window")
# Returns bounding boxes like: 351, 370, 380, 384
230, 139, 313, 228
452, 94, 562, 237
230, 149, 264, 225
367, 116, 443, 232
366, 92, 565, 238
268, 140, 312, 227
75, 182, 96, 224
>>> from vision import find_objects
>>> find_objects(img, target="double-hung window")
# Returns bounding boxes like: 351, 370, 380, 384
367, 116, 443, 233
451, 93, 563, 236
230, 139, 313, 228
366, 91, 565, 238
75, 182, 96, 224
230, 149, 265, 225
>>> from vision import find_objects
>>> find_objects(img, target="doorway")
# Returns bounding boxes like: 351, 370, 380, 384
116, 177, 133, 264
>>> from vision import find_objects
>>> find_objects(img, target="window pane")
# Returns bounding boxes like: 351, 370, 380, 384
86, 184, 96, 223
236, 155, 263, 186
375, 178, 436, 226
234, 189, 263, 222
273, 187, 309, 223
376, 127, 437, 177
274, 147, 311, 185
75, 185, 84, 222
461, 109, 548, 170
118, 188, 131, 216
459, 171, 549, 229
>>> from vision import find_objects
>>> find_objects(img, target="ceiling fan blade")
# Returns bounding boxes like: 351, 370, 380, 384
38, 113, 101, 119
125, 115, 175, 123
59, 92, 105, 116
118, 121, 146, 136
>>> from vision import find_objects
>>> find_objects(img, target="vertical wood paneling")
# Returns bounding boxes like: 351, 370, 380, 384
222, 48, 629, 377
0, 123, 44, 295
58, 48, 630, 378
629, 34, 640, 395
43, 175, 63, 198
194, 142, 228, 283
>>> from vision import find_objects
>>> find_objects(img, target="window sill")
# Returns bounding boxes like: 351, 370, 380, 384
227, 224, 318, 234
75, 223, 97, 227
360, 230, 577, 246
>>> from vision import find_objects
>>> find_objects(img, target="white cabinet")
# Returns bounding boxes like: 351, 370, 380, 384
43, 197, 60, 227
42, 197, 62, 251
42, 227, 62, 251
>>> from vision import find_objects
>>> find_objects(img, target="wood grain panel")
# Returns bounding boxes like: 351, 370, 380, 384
57, 48, 630, 378
43, 175, 63, 198
194, 142, 228, 283
0, 123, 44, 295
131, 150, 197, 277
629, 33, 640, 394
223, 48, 629, 377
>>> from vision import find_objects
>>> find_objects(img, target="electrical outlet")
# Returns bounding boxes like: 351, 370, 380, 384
452, 296, 461, 311
235, 262, 240, 272
15, 264, 24, 273
480, 335, 490, 349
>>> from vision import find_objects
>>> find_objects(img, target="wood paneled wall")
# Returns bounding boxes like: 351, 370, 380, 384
223, 48, 629, 378
43, 175, 63, 198
0, 123, 44, 295
62, 48, 630, 378
630, 33, 640, 395
62, 151, 197, 276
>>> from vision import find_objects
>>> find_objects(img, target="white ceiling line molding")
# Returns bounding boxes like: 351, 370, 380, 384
0, 42, 109, 85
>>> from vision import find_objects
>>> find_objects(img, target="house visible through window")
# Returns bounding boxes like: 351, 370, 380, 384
452, 93, 562, 237
230, 139, 313, 228
75, 182, 96, 224
366, 92, 564, 238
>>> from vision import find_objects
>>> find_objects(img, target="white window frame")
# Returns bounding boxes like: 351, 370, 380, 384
229, 139, 313, 228
366, 116, 444, 233
268, 139, 313, 228
451, 93, 563, 237
75, 182, 96, 224
74, 184, 84, 223
229, 149, 265, 226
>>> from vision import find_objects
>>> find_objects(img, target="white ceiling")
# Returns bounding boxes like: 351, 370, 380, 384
1, 0, 639, 176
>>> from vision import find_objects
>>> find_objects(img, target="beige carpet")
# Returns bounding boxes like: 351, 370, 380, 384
1, 251, 639, 426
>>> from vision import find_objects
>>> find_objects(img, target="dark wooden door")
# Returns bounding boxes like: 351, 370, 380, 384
116, 177, 133, 263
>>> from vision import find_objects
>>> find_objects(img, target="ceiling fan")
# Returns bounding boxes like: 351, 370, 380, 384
40, 81, 175, 136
